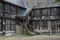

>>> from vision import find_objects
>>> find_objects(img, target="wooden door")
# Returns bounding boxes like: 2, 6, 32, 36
51, 21, 57, 34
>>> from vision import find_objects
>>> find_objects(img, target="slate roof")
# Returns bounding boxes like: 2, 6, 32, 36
2, 0, 60, 17
2, 0, 27, 17
33, 4, 60, 9
17, 0, 60, 17
2, 0, 26, 8
33, 0, 57, 8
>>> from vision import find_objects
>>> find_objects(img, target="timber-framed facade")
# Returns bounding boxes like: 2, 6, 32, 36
1, 0, 60, 35
0, 0, 26, 35
28, 6, 60, 35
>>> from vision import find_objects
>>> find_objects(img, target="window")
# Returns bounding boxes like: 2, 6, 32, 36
42, 9, 48, 16
5, 14, 11, 18
5, 14, 16, 18
6, 20, 11, 31
16, 7, 21, 13
51, 21, 58, 32
5, 3, 10, 12
2, 2, 5, 11
0, 1, 2, 10
35, 21, 40, 29
31, 10, 35, 16
10, 20, 15, 31
11, 20, 15, 24
32, 9, 41, 16
6, 25, 10, 31
0, 12, 3, 16
12, 6, 16, 13
6, 20, 15, 31
41, 21, 48, 30
10, 5, 13, 12
34, 10, 40, 16
58, 21, 60, 30
51, 21, 57, 27
0, 19, 1, 31
51, 8, 57, 16
57, 8, 60, 15
58, 16, 60, 19
9, 5, 16, 13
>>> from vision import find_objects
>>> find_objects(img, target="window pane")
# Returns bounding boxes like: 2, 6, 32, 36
31, 10, 35, 16
0, 1, 2, 10
11, 20, 15, 24
42, 9, 48, 16
58, 16, 60, 19
6, 20, 10, 24
58, 21, 60, 30
35, 10, 40, 16
5, 3, 10, 12
41, 21, 48, 30
57, 8, 60, 15
11, 25, 15, 31
0, 19, 1, 31
6, 25, 10, 31
51, 21, 57, 27
0, 12, 3, 16
16, 7, 21, 13
6, 14, 10, 17
35, 21, 40, 29
51, 8, 57, 16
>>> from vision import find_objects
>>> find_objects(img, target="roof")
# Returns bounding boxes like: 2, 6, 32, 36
2, 0, 27, 17
33, 4, 60, 9
17, 0, 38, 17
17, 0, 60, 17
33, 0, 58, 9
2, 0, 60, 17
2, 0, 26, 8
17, 8, 32, 17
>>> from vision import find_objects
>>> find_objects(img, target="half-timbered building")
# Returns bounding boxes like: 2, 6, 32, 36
28, 6, 60, 35
1, 0, 60, 35
0, 0, 26, 35
27, 0, 60, 35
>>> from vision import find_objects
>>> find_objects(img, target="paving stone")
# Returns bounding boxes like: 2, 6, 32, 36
0, 35, 60, 40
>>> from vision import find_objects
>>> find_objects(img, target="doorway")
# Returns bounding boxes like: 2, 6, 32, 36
51, 20, 57, 34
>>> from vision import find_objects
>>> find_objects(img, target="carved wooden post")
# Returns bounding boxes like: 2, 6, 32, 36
48, 21, 51, 35
40, 22, 42, 34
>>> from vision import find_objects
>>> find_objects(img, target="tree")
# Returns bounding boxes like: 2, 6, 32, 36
56, 0, 60, 3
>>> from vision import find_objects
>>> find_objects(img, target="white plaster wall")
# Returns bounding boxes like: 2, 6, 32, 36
16, 25, 23, 34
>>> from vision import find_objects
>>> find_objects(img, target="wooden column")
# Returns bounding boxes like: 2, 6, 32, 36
57, 21, 59, 35
22, 19, 24, 34
33, 21, 35, 31
57, 27, 59, 35
48, 21, 51, 35
40, 22, 42, 34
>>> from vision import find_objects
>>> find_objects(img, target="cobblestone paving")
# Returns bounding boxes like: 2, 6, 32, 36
0, 35, 60, 40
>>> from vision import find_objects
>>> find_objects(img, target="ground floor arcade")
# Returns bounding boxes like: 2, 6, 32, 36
28, 19, 60, 35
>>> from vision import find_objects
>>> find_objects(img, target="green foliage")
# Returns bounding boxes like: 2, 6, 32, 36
24, 26, 33, 36
56, 0, 60, 3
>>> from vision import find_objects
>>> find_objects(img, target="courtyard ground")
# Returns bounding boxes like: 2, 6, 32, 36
0, 35, 60, 40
